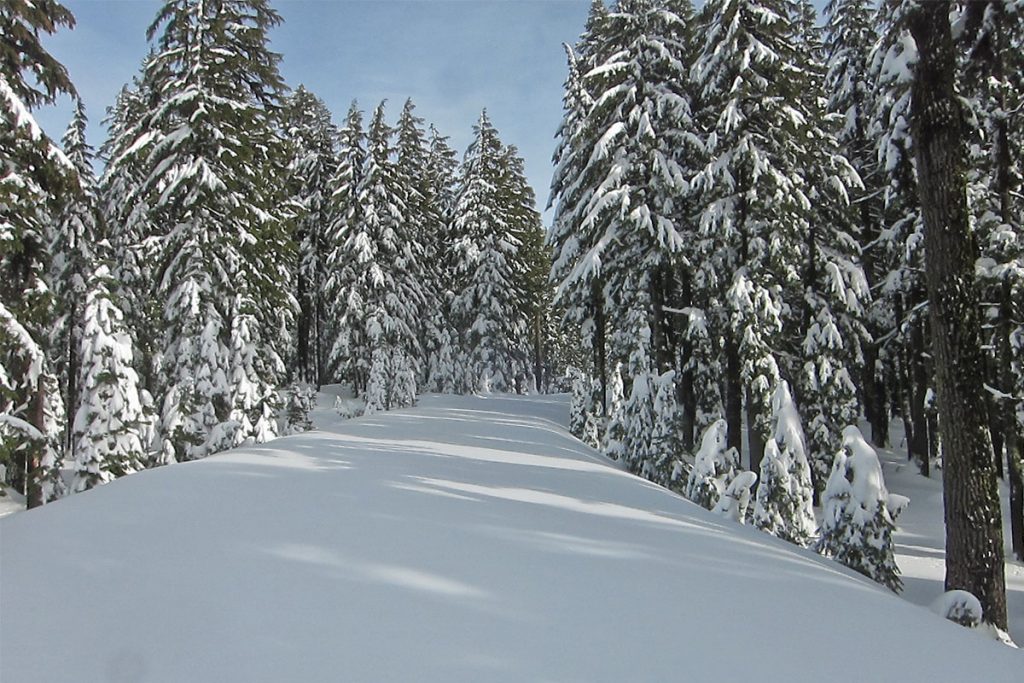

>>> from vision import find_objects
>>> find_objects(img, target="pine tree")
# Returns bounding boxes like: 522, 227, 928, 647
450, 111, 533, 393
691, 0, 824, 472
71, 266, 149, 492
0, 0, 77, 506
960, 0, 1024, 563
824, 0, 889, 447
282, 85, 338, 386
753, 381, 816, 545
816, 426, 902, 592
395, 99, 440, 390
332, 102, 424, 409
422, 124, 460, 394
121, 0, 291, 460
324, 101, 367, 387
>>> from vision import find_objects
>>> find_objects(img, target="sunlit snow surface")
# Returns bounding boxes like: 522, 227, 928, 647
2, 391, 1020, 681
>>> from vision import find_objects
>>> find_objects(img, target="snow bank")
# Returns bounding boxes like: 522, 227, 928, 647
1, 394, 1019, 682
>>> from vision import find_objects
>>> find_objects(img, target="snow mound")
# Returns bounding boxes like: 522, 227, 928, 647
1, 394, 1019, 682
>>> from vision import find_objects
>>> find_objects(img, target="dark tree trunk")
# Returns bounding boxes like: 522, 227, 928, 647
909, 309, 930, 477
66, 300, 79, 457
592, 281, 607, 414
677, 269, 696, 451
746, 390, 765, 480
863, 340, 889, 447
296, 264, 312, 384
533, 310, 544, 393
26, 373, 46, 509
999, 286, 1024, 561
724, 332, 742, 455
908, 2, 1007, 629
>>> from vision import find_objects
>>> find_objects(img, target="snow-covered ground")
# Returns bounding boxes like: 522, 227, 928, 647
1, 391, 1021, 681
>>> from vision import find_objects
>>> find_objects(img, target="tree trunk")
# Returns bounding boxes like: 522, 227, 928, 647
908, 2, 1007, 630
999, 283, 1024, 561
591, 280, 607, 415
724, 332, 742, 455
909, 309, 930, 477
26, 373, 46, 509
746, 389, 765, 481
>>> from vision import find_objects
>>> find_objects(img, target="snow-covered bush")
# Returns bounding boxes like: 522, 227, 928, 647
931, 590, 983, 628
685, 420, 739, 511
753, 381, 816, 545
714, 470, 757, 523
567, 366, 587, 438
816, 426, 903, 592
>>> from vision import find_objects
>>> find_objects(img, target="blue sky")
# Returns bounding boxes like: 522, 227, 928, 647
36, 0, 594, 219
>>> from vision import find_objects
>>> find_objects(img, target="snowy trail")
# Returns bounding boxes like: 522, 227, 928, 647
2, 393, 1021, 682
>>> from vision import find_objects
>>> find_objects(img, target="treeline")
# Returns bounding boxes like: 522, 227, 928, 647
547, 0, 1021, 626
0, 1, 563, 508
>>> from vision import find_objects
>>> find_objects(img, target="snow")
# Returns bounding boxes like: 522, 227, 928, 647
2, 392, 1022, 681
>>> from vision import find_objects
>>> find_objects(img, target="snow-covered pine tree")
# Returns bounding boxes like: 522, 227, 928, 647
282, 86, 338, 386
549, 1, 699, 437
753, 381, 816, 545
395, 99, 441, 390
824, 0, 889, 447
71, 266, 149, 492
868, 0, 931, 473
568, 366, 589, 439
334, 102, 424, 409
500, 145, 548, 392
450, 111, 532, 393
49, 99, 99, 463
98, 71, 165, 401
0, 0, 77, 506
691, 0, 819, 474
713, 470, 757, 523
816, 425, 902, 591
422, 124, 460, 394
324, 101, 367, 387
124, 0, 292, 460
788, 0, 869, 501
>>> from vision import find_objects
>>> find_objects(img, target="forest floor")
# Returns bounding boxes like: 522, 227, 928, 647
0, 390, 1021, 681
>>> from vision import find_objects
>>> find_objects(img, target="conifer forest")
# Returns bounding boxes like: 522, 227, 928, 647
2, 0, 1024, 659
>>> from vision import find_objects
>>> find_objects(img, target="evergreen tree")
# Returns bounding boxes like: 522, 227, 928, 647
422, 124, 460, 394
324, 101, 367, 386
50, 99, 99, 456
450, 111, 533, 393
753, 381, 816, 545
824, 0, 889, 447
0, 0, 77, 506
120, 0, 291, 460
71, 266, 149, 492
691, 0, 826, 473
816, 426, 902, 592
282, 85, 338, 386
333, 102, 424, 408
